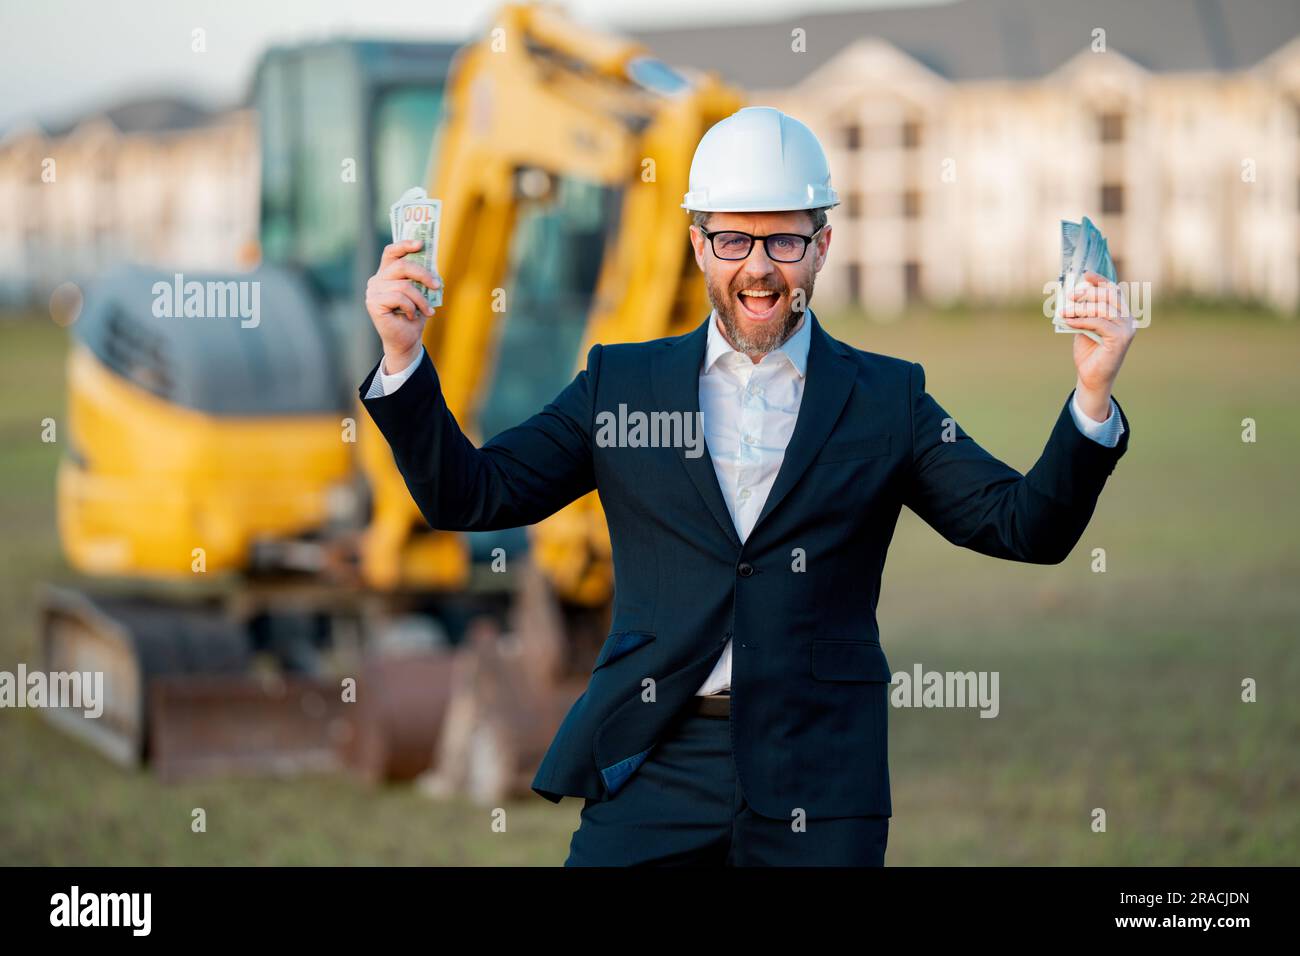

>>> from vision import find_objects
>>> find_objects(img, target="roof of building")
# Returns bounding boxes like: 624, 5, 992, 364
629, 0, 1300, 87
35, 96, 218, 139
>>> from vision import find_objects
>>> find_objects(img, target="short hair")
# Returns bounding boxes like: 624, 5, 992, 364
690, 207, 828, 235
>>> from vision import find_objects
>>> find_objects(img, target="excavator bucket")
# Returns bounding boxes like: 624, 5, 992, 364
150, 674, 350, 782
38, 585, 350, 781
341, 650, 455, 783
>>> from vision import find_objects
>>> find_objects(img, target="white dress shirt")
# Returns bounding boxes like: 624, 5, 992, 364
691, 310, 813, 695
368, 313, 1125, 696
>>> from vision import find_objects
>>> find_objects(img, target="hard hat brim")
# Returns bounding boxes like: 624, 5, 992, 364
681, 190, 840, 213
681, 203, 842, 212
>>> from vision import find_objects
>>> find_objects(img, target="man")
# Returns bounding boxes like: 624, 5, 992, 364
360, 107, 1135, 866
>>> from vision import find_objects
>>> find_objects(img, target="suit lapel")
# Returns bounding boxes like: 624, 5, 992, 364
651, 317, 742, 550
749, 312, 856, 537
649, 310, 856, 550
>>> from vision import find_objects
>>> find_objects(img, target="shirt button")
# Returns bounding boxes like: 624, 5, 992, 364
743, 433, 756, 445
737, 562, 754, 577
738, 487, 751, 500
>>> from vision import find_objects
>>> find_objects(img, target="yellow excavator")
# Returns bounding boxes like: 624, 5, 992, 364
41, 2, 742, 797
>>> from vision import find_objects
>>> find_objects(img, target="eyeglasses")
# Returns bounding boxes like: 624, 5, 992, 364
700, 226, 824, 263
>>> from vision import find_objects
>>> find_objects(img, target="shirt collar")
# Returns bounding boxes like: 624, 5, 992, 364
702, 307, 812, 378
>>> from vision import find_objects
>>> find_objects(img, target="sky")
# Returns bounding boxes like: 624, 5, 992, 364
0, 0, 945, 132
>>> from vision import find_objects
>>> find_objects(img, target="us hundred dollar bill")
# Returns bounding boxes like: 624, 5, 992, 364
1053, 215, 1116, 345
390, 186, 443, 309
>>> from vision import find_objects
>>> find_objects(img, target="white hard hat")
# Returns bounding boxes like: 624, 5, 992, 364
682, 106, 839, 213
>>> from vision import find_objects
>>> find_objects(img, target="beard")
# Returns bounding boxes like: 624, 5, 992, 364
706, 266, 816, 359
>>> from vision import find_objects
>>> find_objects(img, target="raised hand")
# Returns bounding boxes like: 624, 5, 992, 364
365, 239, 442, 373
1061, 270, 1136, 420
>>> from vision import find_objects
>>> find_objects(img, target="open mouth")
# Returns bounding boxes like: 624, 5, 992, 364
736, 288, 781, 320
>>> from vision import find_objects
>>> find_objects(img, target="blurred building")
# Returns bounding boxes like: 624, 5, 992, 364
634, 0, 1300, 313
0, 98, 257, 306
3, 0, 1299, 315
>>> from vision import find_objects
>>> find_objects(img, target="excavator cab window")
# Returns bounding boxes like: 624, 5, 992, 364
371, 85, 445, 254
257, 44, 362, 300
256, 43, 447, 310
467, 174, 621, 567
476, 175, 621, 440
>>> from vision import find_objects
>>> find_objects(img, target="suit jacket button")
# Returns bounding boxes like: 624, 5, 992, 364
737, 562, 754, 577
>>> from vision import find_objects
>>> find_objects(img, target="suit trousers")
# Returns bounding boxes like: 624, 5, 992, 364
564, 702, 890, 866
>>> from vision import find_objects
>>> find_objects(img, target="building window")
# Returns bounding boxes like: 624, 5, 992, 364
844, 125, 861, 151
847, 192, 863, 219
846, 263, 862, 306
902, 120, 922, 149
902, 189, 921, 219
1099, 112, 1125, 143
904, 262, 922, 303
1101, 184, 1124, 215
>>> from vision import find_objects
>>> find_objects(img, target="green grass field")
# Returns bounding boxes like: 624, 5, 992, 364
1, 305, 1297, 865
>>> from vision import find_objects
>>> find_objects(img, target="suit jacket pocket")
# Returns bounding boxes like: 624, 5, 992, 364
811, 639, 893, 682
812, 434, 891, 466
592, 631, 656, 671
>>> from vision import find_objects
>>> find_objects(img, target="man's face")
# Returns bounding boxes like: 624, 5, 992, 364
689, 209, 831, 359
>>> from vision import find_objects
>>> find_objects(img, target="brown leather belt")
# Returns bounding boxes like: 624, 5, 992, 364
689, 691, 731, 718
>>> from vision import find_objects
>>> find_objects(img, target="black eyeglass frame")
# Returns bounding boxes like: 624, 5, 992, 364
698, 225, 826, 263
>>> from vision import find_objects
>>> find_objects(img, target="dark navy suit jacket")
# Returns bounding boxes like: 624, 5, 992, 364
358, 310, 1130, 818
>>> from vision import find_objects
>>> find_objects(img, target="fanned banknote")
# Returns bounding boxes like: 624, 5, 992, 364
1054, 215, 1117, 345
390, 186, 443, 308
